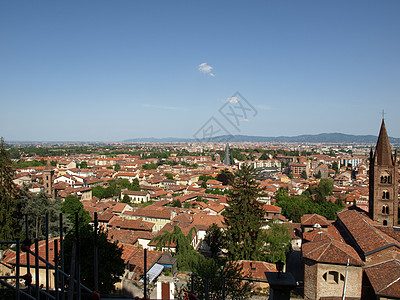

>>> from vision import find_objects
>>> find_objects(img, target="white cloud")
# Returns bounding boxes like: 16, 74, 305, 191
198, 62, 215, 77
226, 96, 240, 103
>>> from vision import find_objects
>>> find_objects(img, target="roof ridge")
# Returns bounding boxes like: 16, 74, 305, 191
358, 211, 393, 245
316, 240, 332, 261
330, 239, 362, 264
365, 258, 400, 269
379, 272, 400, 293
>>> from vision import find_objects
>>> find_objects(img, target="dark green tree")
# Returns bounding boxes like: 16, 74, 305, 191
20, 192, 64, 239
204, 223, 224, 258
216, 169, 234, 185
198, 174, 214, 182
171, 199, 182, 207
121, 194, 131, 203
200, 181, 207, 189
164, 172, 174, 180
142, 163, 157, 170
331, 161, 339, 174
223, 165, 265, 261
0, 137, 20, 244
301, 170, 308, 179
264, 221, 291, 263
64, 225, 125, 294
315, 170, 322, 179
190, 258, 253, 300
92, 186, 106, 199
79, 161, 88, 169
117, 178, 131, 189
315, 178, 334, 203
151, 225, 199, 270
61, 195, 91, 231
114, 163, 121, 171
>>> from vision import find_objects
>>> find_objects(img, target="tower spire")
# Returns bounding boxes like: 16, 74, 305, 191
374, 119, 393, 166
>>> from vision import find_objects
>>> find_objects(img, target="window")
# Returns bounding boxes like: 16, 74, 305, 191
322, 271, 343, 284
383, 220, 388, 226
382, 205, 389, 214
380, 173, 392, 184
383, 191, 390, 200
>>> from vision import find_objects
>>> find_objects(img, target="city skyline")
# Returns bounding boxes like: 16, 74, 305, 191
1, 1, 400, 141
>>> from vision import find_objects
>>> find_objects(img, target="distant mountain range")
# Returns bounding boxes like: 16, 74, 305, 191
123, 133, 400, 144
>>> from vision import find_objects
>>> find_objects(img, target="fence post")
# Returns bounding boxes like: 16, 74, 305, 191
25, 214, 30, 277
222, 275, 226, 300
75, 212, 81, 300
35, 238, 40, 299
206, 278, 209, 300
94, 212, 98, 292
190, 273, 194, 294
59, 213, 65, 300
16, 237, 20, 300
144, 248, 147, 299
54, 239, 59, 300
46, 213, 49, 300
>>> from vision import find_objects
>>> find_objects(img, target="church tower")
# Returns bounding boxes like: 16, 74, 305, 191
43, 160, 55, 198
369, 119, 398, 226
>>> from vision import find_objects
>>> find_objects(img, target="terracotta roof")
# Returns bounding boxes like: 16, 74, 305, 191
123, 190, 149, 196
112, 202, 132, 213
192, 213, 225, 230
301, 214, 330, 226
109, 216, 154, 231
97, 212, 114, 222
303, 229, 332, 243
364, 259, 400, 297
235, 260, 277, 280
263, 204, 281, 213
302, 239, 363, 266
337, 208, 399, 255
123, 207, 175, 220
6, 238, 60, 267
172, 213, 193, 223
107, 228, 138, 244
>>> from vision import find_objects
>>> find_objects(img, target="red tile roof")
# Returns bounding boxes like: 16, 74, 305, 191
301, 214, 330, 226
364, 259, 400, 297
302, 239, 363, 266
337, 209, 399, 255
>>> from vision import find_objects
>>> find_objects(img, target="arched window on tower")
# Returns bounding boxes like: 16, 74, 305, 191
382, 206, 386, 214
383, 220, 388, 226
382, 191, 390, 200
386, 206, 389, 214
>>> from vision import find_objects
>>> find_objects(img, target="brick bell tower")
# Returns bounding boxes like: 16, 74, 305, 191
43, 160, 55, 198
369, 119, 398, 226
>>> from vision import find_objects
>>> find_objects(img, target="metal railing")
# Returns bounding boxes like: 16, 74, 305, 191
0, 212, 96, 300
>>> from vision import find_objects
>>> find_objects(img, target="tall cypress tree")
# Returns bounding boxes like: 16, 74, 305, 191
0, 137, 20, 243
223, 165, 265, 261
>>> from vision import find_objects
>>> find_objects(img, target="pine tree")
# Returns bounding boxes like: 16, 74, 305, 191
223, 165, 265, 261
0, 137, 20, 243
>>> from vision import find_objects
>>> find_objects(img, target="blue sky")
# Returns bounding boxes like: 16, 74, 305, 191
1, 1, 400, 141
